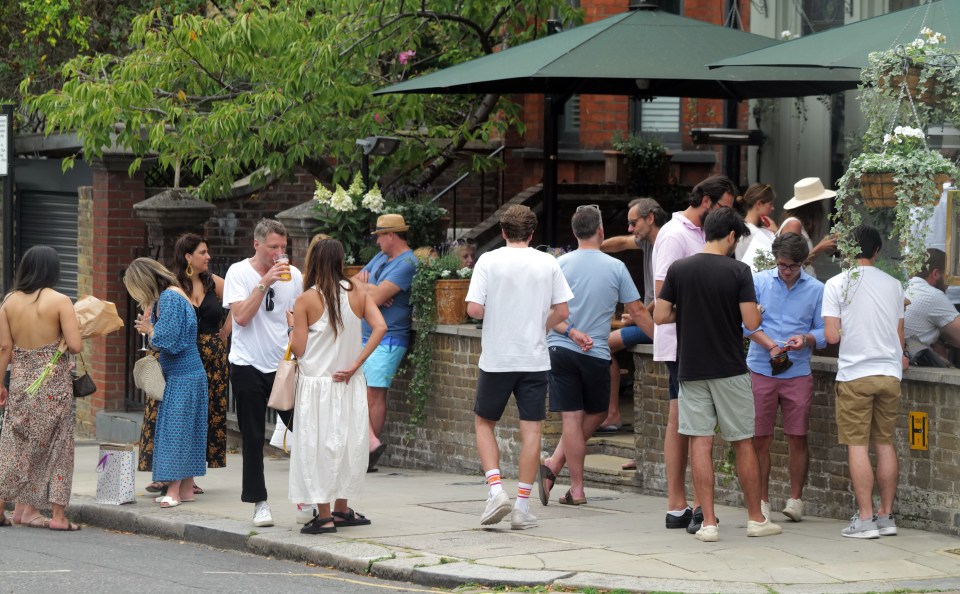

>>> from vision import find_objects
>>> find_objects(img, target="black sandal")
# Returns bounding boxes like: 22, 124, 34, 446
332, 508, 371, 527
300, 516, 337, 535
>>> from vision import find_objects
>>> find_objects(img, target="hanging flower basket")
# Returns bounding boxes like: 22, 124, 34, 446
859, 173, 951, 208
878, 66, 942, 106
434, 278, 470, 325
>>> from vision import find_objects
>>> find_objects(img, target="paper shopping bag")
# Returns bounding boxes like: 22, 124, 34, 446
95, 443, 136, 505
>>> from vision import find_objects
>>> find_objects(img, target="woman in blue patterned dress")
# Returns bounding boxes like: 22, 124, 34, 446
124, 258, 208, 508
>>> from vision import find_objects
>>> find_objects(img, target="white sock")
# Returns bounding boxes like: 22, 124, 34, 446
515, 482, 532, 512
668, 507, 691, 517
485, 468, 504, 497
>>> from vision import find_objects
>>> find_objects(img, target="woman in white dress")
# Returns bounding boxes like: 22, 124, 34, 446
288, 238, 386, 535
735, 183, 778, 261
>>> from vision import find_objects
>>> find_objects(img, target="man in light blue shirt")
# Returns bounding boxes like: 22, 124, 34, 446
745, 232, 825, 524
538, 205, 653, 506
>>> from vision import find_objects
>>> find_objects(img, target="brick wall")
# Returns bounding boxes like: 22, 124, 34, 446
380, 326, 960, 536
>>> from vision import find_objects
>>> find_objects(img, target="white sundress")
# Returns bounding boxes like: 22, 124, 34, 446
288, 283, 369, 505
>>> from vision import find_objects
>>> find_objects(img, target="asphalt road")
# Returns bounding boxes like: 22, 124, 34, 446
0, 524, 438, 594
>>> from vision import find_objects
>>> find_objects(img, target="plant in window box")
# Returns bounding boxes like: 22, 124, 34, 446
832, 125, 957, 277
313, 173, 383, 273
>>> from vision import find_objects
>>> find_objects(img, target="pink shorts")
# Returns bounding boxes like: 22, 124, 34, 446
751, 372, 814, 437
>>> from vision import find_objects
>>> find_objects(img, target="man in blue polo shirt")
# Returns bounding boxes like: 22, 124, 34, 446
356, 213, 417, 471
745, 232, 826, 523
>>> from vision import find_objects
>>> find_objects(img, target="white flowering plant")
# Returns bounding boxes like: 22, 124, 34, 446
313, 172, 384, 264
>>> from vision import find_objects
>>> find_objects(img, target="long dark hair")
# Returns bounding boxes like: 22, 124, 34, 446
10, 245, 60, 301
172, 233, 215, 296
303, 238, 353, 338
784, 201, 826, 241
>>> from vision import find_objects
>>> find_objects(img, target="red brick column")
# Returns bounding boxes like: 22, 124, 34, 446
84, 157, 147, 420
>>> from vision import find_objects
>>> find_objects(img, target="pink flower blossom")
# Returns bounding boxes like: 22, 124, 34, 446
374, 112, 382, 123
398, 50, 416, 65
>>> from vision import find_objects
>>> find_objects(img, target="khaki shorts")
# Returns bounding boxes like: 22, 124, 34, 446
835, 375, 901, 446
678, 373, 755, 442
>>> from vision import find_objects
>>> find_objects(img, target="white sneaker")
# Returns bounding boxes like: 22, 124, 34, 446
695, 524, 719, 542
783, 498, 804, 522
296, 503, 318, 525
480, 491, 512, 525
760, 500, 770, 519
253, 501, 274, 527
510, 507, 538, 530
747, 516, 783, 537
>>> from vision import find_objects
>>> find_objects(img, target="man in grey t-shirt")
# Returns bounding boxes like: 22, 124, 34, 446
538, 205, 653, 505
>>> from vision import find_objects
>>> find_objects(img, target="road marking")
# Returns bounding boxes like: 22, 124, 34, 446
203, 571, 440, 591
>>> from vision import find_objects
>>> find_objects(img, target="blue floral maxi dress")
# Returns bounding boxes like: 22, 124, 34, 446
151, 290, 208, 483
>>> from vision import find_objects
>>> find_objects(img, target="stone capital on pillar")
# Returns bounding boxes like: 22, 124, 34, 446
276, 199, 319, 269
133, 189, 216, 268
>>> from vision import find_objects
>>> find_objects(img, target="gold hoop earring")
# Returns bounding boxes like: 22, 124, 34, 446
185, 262, 194, 277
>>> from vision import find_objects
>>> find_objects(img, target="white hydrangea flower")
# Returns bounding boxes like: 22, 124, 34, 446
440, 270, 451, 278
330, 185, 357, 212
883, 133, 892, 144
361, 184, 385, 213
347, 173, 365, 198
344, 254, 356, 265
456, 267, 473, 278
313, 181, 333, 204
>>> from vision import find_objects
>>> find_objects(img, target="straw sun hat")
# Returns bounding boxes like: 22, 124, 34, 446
783, 177, 837, 210
371, 213, 409, 234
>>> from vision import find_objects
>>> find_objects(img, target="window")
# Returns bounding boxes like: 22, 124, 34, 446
629, 1, 682, 145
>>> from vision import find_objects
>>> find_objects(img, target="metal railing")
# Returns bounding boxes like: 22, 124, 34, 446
430, 145, 506, 238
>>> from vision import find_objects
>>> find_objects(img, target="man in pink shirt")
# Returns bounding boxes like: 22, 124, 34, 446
652, 175, 737, 533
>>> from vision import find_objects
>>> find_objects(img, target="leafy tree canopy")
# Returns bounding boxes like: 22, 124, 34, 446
24, 0, 580, 198
1, 0, 206, 110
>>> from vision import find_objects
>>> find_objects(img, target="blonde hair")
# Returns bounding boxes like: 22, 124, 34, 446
123, 258, 177, 308
413, 246, 437, 261
304, 233, 331, 275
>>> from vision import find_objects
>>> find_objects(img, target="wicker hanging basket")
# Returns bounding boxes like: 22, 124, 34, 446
859, 173, 951, 208
879, 66, 942, 106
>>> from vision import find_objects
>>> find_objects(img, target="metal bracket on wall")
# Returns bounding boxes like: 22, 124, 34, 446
751, 0, 768, 18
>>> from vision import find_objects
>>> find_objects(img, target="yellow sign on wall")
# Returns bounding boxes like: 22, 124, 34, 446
909, 411, 929, 451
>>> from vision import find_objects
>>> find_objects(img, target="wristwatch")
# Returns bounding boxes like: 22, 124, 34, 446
256, 283, 267, 293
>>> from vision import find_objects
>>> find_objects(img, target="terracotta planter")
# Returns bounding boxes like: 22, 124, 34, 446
344, 265, 364, 277
880, 66, 941, 106
859, 173, 950, 208
435, 278, 470, 325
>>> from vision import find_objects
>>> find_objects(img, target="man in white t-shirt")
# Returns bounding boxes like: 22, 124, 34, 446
465, 204, 574, 530
223, 218, 303, 528
823, 224, 906, 540
904, 249, 960, 365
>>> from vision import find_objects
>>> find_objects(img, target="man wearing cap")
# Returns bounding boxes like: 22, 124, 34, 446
355, 213, 417, 470
778, 177, 838, 278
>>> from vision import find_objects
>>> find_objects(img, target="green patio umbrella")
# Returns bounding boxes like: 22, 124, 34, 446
374, 4, 861, 243
711, 0, 960, 71
375, 5, 859, 99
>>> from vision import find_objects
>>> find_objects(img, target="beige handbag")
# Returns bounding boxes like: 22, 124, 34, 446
133, 353, 166, 401
267, 343, 298, 412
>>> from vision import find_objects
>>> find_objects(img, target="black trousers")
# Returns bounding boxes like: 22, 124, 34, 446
231, 364, 293, 503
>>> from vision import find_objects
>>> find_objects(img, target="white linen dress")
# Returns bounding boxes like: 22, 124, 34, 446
288, 283, 369, 504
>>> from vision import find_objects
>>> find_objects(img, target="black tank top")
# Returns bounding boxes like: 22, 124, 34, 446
195, 289, 223, 334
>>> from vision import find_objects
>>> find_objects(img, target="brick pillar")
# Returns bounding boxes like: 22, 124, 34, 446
275, 200, 319, 271
85, 157, 148, 422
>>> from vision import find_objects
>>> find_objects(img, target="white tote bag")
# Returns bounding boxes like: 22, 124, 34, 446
96, 443, 136, 505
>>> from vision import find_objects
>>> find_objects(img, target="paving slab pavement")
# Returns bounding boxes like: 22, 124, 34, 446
56, 440, 960, 593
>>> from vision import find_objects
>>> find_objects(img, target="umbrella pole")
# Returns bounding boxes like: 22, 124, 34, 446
543, 94, 563, 246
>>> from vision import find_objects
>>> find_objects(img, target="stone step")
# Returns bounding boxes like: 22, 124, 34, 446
585, 430, 635, 459
552, 453, 640, 492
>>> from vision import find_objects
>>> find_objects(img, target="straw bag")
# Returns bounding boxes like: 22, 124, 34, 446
267, 343, 298, 412
133, 352, 165, 401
